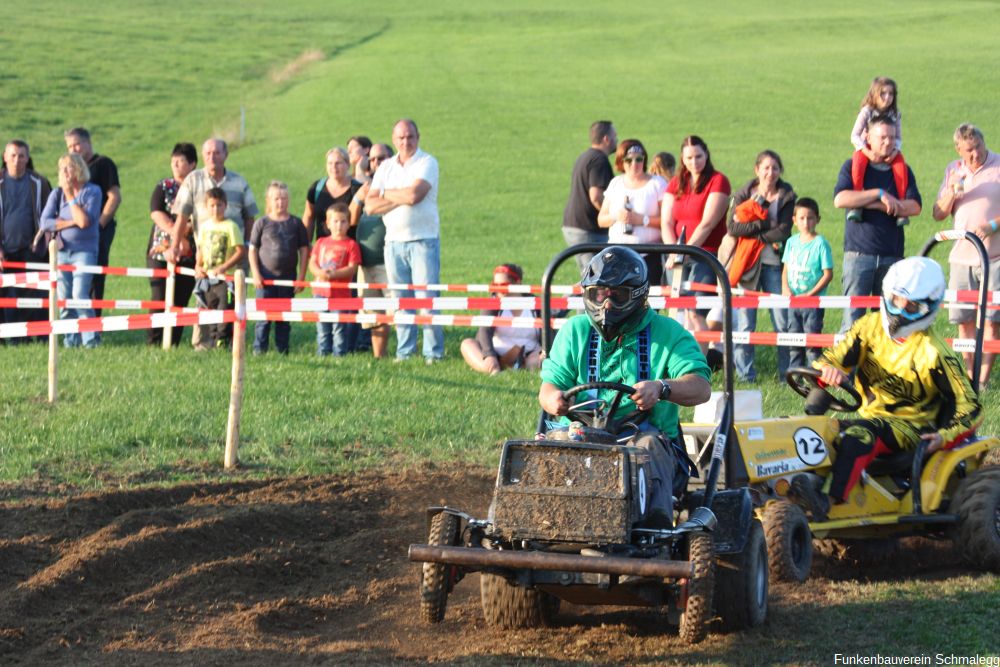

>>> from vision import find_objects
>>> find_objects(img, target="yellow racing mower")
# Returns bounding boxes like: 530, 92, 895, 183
684, 230, 1000, 582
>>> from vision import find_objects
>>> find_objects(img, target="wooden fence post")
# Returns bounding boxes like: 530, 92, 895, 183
224, 271, 247, 468
162, 261, 176, 349
47, 240, 58, 404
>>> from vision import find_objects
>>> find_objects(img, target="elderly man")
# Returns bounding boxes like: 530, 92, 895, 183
365, 119, 443, 363
834, 114, 921, 331
64, 128, 121, 316
0, 140, 52, 340
171, 138, 258, 349
562, 121, 617, 274
932, 123, 1000, 387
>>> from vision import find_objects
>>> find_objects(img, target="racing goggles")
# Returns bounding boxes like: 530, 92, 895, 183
885, 295, 934, 321
583, 284, 645, 308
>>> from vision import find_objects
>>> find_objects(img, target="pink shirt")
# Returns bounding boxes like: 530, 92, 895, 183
939, 151, 1000, 266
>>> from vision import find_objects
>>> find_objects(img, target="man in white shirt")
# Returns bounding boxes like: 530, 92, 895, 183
365, 119, 444, 363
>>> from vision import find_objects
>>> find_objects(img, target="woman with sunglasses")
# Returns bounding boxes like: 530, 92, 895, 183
597, 139, 667, 284
661, 135, 731, 343
460, 263, 541, 374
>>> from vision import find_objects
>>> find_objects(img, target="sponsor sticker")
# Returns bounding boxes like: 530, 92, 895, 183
755, 456, 807, 479
746, 427, 765, 441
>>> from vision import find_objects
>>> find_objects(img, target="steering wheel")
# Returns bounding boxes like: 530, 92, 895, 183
785, 367, 862, 413
561, 382, 647, 434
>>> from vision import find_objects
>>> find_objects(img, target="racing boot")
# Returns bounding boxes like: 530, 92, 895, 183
790, 474, 830, 522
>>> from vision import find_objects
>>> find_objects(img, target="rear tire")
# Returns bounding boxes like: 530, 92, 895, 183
951, 467, 1000, 572
480, 573, 557, 629
420, 512, 460, 623
715, 519, 768, 631
678, 532, 714, 644
762, 501, 813, 583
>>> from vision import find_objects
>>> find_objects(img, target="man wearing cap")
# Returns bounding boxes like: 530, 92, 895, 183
539, 246, 711, 528
562, 121, 617, 274
931, 123, 1000, 388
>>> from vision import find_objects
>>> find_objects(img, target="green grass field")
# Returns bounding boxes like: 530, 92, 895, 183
3, 3, 1000, 662
3, 0, 1000, 483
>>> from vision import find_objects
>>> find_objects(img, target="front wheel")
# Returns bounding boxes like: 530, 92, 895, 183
715, 519, 768, 631
419, 512, 460, 623
678, 532, 714, 644
762, 501, 813, 583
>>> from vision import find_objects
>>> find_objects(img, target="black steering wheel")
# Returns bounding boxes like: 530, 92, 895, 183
785, 367, 862, 413
562, 382, 647, 434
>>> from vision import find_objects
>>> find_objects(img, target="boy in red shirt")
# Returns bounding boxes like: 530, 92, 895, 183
309, 203, 361, 356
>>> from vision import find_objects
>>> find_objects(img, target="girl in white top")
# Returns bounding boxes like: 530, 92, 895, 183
850, 76, 902, 155
597, 139, 667, 283
460, 264, 541, 375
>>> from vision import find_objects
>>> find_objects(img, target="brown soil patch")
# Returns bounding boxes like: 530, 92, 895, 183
0, 465, 986, 665
270, 48, 324, 84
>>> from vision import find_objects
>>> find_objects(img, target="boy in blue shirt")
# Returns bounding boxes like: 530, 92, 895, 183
781, 197, 833, 369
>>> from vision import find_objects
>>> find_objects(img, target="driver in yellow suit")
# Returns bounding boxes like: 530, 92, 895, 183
791, 256, 982, 520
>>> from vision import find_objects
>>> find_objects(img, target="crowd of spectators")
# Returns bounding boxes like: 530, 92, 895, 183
2, 84, 999, 385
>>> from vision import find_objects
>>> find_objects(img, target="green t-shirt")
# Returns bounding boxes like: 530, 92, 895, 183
540, 308, 710, 437
781, 233, 833, 296
197, 218, 244, 271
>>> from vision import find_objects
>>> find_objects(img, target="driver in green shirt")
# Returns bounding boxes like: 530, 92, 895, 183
539, 246, 712, 527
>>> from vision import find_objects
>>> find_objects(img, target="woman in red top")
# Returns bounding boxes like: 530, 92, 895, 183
660, 135, 731, 338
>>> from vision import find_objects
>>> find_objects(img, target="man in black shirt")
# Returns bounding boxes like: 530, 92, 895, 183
65, 127, 121, 316
562, 120, 617, 274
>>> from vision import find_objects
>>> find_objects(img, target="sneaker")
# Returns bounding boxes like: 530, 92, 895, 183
789, 474, 830, 522
846, 208, 863, 223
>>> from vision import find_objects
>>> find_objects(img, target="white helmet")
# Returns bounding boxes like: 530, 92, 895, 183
880, 257, 945, 339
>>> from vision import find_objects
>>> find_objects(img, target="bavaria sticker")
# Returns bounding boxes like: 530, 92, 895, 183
793, 427, 828, 466
747, 427, 765, 441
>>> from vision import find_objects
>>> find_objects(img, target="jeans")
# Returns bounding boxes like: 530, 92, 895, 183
561, 226, 608, 276
89, 220, 116, 317
734, 263, 789, 381
840, 252, 900, 332
1, 246, 49, 344
384, 238, 445, 361
254, 283, 294, 353
786, 307, 825, 370
58, 249, 100, 348
317, 319, 350, 356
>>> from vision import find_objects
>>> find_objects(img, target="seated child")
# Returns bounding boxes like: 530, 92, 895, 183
460, 263, 541, 375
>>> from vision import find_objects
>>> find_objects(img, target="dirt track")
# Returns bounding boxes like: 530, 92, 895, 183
0, 465, 988, 666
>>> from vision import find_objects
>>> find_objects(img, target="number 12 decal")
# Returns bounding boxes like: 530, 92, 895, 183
793, 427, 827, 466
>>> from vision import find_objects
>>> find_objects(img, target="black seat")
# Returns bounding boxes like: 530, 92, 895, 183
865, 450, 916, 476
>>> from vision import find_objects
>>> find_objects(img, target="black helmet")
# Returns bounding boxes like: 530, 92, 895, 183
581, 246, 649, 341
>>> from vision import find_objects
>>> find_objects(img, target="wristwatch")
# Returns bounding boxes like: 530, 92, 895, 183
658, 379, 672, 402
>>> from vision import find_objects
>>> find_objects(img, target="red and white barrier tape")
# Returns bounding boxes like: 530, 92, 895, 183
5, 307, 1000, 353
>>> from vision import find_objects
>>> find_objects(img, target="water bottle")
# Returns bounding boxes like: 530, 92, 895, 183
622, 196, 633, 235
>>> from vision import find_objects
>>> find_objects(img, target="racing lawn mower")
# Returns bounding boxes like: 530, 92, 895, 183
688, 230, 1000, 582
408, 244, 768, 644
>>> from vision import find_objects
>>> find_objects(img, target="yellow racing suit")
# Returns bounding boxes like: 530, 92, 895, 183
816, 312, 982, 500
